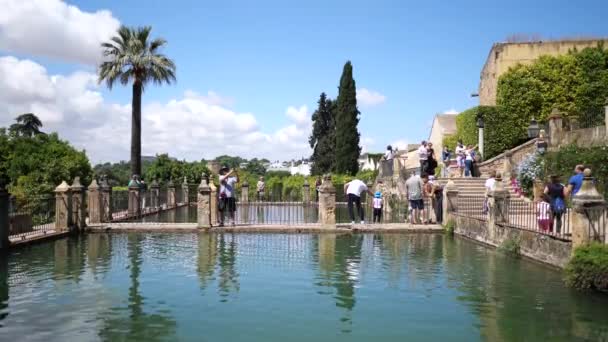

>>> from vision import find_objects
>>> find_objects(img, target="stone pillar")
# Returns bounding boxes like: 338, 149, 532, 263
167, 180, 176, 208
571, 168, 606, 249
182, 177, 189, 205
100, 176, 112, 222
197, 177, 212, 228
318, 175, 336, 228
548, 109, 563, 148
241, 181, 249, 204
488, 174, 509, 240
70, 177, 86, 231
478, 127, 484, 161
128, 182, 141, 218
605, 101, 608, 138
503, 150, 513, 182
55, 181, 72, 231
393, 156, 402, 180
443, 179, 458, 223
150, 180, 160, 209
87, 179, 102, 225
302, 180, 311, 204
0, 183, 10, 249
209, 178, 218, 226
533, 179, 544, 202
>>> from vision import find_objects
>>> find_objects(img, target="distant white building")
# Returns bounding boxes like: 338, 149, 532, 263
290, 161, 311, 176
267, 159, 311, 176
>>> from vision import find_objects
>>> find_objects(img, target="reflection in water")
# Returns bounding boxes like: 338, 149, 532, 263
0, 233, 607, 341
98, 234, 177, 341
0, 253, 7, 325
217, 234, 240, 299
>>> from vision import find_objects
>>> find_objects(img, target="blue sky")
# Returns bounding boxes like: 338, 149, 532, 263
1, 0, 607, 162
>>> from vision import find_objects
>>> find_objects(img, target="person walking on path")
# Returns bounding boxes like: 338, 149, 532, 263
372, 191, 383, 223
256, 176, 265, 201
384, 145, 395, 176
417, 141, 429, 175
565, 165, 585, 197
218, 166, 239, 226
406, 173, 426, 224
344, 179, 374, 224
441, 146, 451, 178
544, 175, 566, 233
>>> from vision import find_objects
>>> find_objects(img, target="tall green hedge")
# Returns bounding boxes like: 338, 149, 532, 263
442, 106, 514, 159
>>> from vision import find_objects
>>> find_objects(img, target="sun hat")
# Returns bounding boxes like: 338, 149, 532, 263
374, 191, 381, 198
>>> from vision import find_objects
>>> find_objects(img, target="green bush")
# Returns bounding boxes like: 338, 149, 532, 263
565, 243, 608, 292
499, 238, 521, 257
543, 145, 608, 198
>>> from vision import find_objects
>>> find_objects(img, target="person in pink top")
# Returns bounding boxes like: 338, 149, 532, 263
537, 194, 552, 232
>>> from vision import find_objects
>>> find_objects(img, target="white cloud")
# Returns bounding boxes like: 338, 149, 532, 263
356, 88, 386, 106
443, 109, 459, 115
390, 140, 409, 151
0, 56, 313, 163
361, 137, 375, 153
0, 0, 120, 65
183, 90, 235, 107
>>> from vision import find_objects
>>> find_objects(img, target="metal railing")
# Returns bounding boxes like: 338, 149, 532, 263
453, 195, 488, 221
502, 199, 572, 240
9, 195, 56, 240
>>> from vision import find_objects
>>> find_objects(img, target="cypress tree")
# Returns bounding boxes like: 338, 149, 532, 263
309, 93, 335, 175
334, 61, 361, 175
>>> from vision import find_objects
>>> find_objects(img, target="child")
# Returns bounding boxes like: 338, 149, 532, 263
537, 194, 552, 232
373, 191, 383, 223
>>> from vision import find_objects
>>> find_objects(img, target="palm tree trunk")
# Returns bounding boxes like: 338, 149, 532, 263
131, 81, 143, 177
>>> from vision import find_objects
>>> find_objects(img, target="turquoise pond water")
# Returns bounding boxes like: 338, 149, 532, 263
1, 233, 607, 341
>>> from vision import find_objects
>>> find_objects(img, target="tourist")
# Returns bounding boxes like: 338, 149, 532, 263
406, 172, 426, 224
417, 141, 429, 175
315, 176, 322, 202
384, 145, 395, 176
257, 176, 265, 201
424, 175, 436, 223
441, 146, 451, 178
544, 175, 566, 233
373, 191, 383, 223
565, 165, 585, 197
537, 194, 552, 232
427, 142, 438, 176
140, 178, 147, 209
218, 166, 239, 227
483, 170, 496, 214
464, 144, 477, 178
455, 141, 466, 177
344, 179, 373, 225
431, 177, 444, 223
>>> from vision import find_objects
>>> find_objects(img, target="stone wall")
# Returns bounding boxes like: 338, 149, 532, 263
454, 215, 572, 268
554, 125, 607, 148
477, 138, 538, 177
479, 39, 608, 106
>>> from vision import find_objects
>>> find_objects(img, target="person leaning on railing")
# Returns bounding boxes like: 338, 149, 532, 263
544, 175, 566, 234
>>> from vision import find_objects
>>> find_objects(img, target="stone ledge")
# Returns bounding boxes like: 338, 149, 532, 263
87, 223, 443, 234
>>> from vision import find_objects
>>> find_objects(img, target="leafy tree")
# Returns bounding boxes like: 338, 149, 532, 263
8, 113, 44, 137
98, 26, 176, 178
309, 93, 336, 175
334, 61, 361, 175
213, 155, 245, 169
144, 154, 209, 184
244, 159, 267, 176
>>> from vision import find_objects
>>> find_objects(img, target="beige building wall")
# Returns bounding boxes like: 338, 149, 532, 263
479, 39, 608, 106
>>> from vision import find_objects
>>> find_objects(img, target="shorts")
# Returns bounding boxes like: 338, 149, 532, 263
219, 197, 236, 212
409, 199, 424, 210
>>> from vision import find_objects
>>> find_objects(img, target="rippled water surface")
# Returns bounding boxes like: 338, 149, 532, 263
1, 233, 607, 341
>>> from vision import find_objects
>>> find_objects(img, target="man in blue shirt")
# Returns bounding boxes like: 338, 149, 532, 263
566, 165, 585, 197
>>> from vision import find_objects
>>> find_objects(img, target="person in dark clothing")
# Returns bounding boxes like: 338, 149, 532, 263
544, 175, 566, 233
427, 142, 438, 176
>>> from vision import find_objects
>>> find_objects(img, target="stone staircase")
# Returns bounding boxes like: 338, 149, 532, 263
437, 177, 534, 214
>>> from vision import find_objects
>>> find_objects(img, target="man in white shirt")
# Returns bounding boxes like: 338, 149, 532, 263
343, 179, 374, 225
483, 170, 496, 215
417, 141, 428, 175
256, 176, 265, 201
219, 166, 239, 226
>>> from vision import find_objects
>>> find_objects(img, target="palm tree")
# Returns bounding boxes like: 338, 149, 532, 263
98, 26, 176, 177
9, 113, 43, 137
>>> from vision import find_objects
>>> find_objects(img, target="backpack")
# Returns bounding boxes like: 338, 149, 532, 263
551, 197, 565, 214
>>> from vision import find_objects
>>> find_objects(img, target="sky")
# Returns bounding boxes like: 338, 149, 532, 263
1, 0, 607, 164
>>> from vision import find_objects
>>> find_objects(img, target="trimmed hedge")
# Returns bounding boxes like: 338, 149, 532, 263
565, 243, 608, 292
